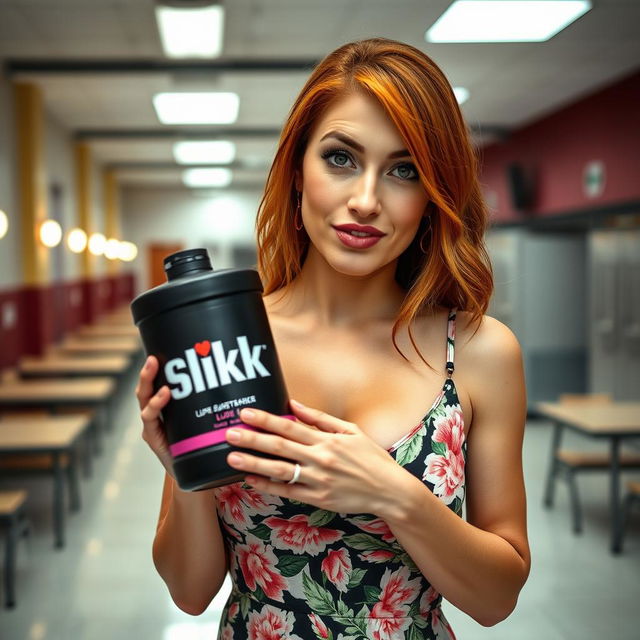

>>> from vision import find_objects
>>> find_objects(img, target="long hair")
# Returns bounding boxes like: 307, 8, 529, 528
255, 37, 493, 366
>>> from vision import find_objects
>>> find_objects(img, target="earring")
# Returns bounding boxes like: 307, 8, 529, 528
419, 216, 432, 254
295, 191, 303, 231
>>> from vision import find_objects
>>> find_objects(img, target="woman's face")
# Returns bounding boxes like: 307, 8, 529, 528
297, 90, 430, 277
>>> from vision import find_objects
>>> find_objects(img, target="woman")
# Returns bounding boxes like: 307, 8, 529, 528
137, 38, 530, 639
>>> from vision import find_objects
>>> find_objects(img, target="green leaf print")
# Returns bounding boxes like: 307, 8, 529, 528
395, 425, 426, 466
431, 403, 447, 419
302, 570, 335, 615
343, 533, 393, 553
239, 594, 251, 620
397, 552, 418, 571
336, 598, 354, 618
308, 509, 336, 527
363, 584, 382, 602
408, 622, 425, 640
248, 523, 272, 541
431, 440, 447, 457
346, 567, 367, 589
253, 585, 266, 601
276, 554, 308, 577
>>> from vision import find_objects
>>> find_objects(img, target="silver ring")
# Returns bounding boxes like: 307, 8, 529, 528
287, 463, 302, 485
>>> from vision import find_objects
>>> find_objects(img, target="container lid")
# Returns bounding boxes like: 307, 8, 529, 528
130, 249, 263, 325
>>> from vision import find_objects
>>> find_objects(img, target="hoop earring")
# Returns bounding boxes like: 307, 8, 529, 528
295, 191, 303, 231
419, 216, 432, 254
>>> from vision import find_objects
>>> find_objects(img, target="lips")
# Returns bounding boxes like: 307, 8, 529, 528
332, 224, 385, 237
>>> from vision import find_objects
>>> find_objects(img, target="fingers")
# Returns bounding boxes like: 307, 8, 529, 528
238, 408, 320, 445
136, 355, 159, 410
225, 424, 308, 462
140, 385, 171, 424
288, 400, 358, 434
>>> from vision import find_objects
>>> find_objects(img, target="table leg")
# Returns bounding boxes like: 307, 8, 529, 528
543, 422, 563, 508
52, 452, 65, 549
610, 437, 622, 554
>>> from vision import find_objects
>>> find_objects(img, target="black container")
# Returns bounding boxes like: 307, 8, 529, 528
131, 248, 291, 490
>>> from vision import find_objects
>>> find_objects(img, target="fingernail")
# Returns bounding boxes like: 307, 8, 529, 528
228, 453, 243, 465
144, 357, 151, 369
290, 399, 304, 407
226, 429, 241, 442
241, 409, 255, 420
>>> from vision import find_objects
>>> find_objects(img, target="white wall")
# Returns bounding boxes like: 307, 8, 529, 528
0, 70, 19, 289
121, 186, 262, 294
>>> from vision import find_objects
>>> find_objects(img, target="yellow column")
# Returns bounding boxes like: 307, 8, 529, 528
104, 169, 121, 275
75, 142, 94, 277
15, 83, 48, 285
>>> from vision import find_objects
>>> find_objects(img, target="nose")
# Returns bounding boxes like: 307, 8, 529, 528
347, 168, 381, 217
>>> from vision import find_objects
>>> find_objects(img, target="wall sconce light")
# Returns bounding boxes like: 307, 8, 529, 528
88, 232, 107, 256
67, 228, 88, 253
118, 241, 138, 262
104, 238, 121, 260
39, 219, 62, 247
0, 210, 8, 239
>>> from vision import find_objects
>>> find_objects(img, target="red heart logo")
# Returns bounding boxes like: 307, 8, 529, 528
194, 340, 211, 357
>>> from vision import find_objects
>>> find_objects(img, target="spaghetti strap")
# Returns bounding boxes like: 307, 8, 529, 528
446, 308, 457, 378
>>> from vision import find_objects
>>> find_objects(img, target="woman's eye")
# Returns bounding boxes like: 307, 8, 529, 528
392, 164, 419, 181
323, 150, 353, 168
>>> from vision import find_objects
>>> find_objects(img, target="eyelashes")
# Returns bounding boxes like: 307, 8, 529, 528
320, 147, 419, 181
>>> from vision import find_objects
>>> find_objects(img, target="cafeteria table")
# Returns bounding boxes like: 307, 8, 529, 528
56, 336, 141, 358
537, 401, 640, 553
0, 377, 116, 457
19, 355, 130, 379
76, 324, 138, 338
0, 414, 91, 548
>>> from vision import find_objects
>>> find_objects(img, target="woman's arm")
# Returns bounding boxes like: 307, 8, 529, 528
137, 357, 229, 615
377, 316, 530, 627
152, 473, 229, 615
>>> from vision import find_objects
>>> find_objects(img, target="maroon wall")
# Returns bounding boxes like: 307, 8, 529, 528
480, 70, 640, 222
0, 272, 137, 370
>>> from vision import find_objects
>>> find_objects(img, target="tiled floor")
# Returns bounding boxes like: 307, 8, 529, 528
1, 371, 639, 639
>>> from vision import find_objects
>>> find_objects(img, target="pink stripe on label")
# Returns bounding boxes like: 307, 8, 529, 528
169, 414, 297, 457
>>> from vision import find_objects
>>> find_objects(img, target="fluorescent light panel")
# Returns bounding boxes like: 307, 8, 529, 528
153, 92, 239, 124
426, 1, 592, 42
155, 4, 224, 58
182, 168, 233, 188
173, 141, 236, 164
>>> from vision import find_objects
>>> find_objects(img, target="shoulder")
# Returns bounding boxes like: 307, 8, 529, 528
454, 312, 526, 419
456, 312, 522, 366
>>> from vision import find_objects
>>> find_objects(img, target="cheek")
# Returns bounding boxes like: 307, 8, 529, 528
303, 159, 340, 214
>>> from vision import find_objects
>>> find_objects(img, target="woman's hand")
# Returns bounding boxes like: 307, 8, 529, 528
225, 399, 404, 515
136, 355, 174, 475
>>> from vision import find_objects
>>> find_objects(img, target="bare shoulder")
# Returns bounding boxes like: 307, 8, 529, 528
456, 311, 522, 364
454, 311, 526, 421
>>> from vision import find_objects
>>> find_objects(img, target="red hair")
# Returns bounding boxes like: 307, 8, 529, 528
256, 38, 493, 366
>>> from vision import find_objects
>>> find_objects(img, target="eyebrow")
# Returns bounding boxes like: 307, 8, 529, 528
319, 131, 412, 160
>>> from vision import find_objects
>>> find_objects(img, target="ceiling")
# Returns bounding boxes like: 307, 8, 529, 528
1, 0, 639, 188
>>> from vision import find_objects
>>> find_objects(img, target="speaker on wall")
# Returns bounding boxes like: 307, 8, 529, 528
507, 163, 534, 213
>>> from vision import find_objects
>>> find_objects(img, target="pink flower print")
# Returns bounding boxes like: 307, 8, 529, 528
358, 549, 395, 564
246, 604, 303, 640
308, 612, 330, 639
423, 406, 465, 505
219, 625, 234, 640
419, 586, 439, 617
377, 566, 422, 614
321, 548, 352, 592
368, 566, 422, 639
350, 517, 396, 543
264, 514, 342, 556
227, 601, 240, 622
215, 483, 282, 528
236, 535, 287, 602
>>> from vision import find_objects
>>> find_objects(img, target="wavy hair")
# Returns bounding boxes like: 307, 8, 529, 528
255, 37, 493, 367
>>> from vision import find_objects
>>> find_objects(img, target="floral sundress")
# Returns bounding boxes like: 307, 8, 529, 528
213, 309, 465, 640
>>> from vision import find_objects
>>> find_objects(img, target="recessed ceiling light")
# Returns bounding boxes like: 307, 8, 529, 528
153, 92, 239, 125
426, 0, 592, 43
155, 3, 224, 58
453, 87, 470, 105
182, 168, 233, 188
173, 141, 236, 164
